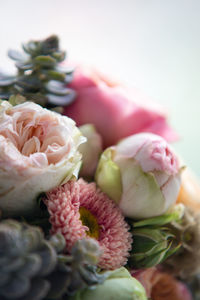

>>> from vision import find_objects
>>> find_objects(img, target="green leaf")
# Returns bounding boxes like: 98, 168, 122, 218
16, 76, 41, 92
1, 275, 30, 298
9, 94, 26, 106
132, 235, 159, 253
56, 65, 74, 74
47, 91, 76, 107
133, 205, 184, 228
34, 55, 56, 67
22, 41, 39, 56
41, 35, 59, 54
24, 93, 47, 106
95, 148, 123, 204
20, 278, 50, 300
46, 70, 66, 81
0, 76, 16, 86
16, 61, 33, 70
160, 243, 181, 263
45, 81, 72, 95
128, 225, 177, 269
52, 51, 66, 62
8, 49, 28, 61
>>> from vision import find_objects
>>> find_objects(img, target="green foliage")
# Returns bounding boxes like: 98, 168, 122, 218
127, 208, 183, 269
0, 35, 76, 110
0, 220, 106, 300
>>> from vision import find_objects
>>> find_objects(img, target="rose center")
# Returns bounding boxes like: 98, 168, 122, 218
79, 207, 100, 239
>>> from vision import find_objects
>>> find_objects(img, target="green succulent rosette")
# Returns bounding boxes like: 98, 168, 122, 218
0, 35, 75, 110
0, 220, 106, 300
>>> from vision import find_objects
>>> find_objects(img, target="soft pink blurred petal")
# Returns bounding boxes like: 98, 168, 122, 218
64, 67, 178, 147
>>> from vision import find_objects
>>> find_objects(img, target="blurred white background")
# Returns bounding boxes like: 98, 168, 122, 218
0, 0, 200, 174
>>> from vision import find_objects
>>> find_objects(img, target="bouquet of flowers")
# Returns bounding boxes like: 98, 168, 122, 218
0, 35, 199, 300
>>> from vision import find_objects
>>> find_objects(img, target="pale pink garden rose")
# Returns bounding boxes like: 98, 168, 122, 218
64, 66, 177, 148
132, 268, 192, 300
95, 133, 181, 219
0, 101, 85, 217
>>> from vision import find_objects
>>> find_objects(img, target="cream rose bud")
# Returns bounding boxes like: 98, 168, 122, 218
79, 124, 102, 178
95, 133, 181, 219
70, 267, 147, 300
0, 101, 86, 217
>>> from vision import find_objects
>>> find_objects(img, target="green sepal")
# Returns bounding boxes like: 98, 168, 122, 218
133, 204, 184, 228
95, 147, 122, 203
128, 226, 179, 269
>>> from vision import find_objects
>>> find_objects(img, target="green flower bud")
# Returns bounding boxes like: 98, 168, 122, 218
95, 147, 122, 202
129, 228, 173, 268
70, 267, 147, 300
128, 205, 183, 269
79, 124, 102, 178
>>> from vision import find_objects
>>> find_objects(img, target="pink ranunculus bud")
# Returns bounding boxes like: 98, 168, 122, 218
64, 66, 178, 148
0, 101, 85, 217
95, 133, 181, 219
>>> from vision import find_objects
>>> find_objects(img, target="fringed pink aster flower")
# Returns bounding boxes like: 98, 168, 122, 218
44, 179, 132, 270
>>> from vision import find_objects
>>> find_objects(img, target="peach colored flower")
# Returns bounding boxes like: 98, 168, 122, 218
64, 66, 178, 148
0, 101, 85, 217
44, 179, 132, 270
177, 168, 200, 213
132, 268, 192, 300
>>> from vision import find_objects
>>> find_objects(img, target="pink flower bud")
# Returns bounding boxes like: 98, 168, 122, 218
96, 133, 181, 219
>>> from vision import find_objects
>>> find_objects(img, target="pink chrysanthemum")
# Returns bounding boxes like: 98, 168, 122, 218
44, 179, 132, 270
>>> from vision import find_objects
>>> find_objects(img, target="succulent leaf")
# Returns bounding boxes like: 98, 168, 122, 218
8, 49, 29, 62
0, 35, 76, 109
0, 220, 106, 300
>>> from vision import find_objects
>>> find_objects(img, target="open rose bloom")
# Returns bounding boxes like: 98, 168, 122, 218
0, 101, 85, 217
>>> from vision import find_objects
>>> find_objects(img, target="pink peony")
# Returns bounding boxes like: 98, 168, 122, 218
44, 179, 132, 270
64, 66, 177, 148
132, 268, 192, 300
0, 101, 85, 217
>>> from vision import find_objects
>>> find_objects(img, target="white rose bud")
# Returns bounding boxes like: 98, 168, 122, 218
79, 124, 102, 178
0, 101, 86, 217
95, 133, 182, 219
